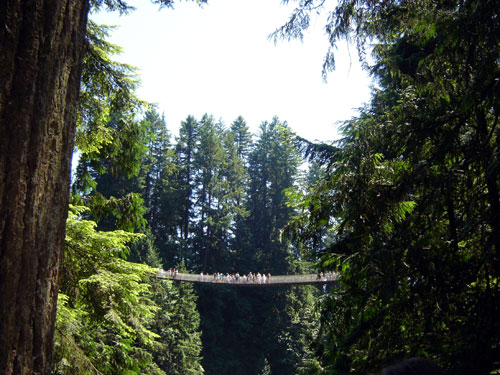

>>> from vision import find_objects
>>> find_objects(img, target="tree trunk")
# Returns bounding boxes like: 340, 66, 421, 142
0, 1, 89, 374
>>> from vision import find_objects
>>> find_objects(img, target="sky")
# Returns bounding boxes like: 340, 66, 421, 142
92, 0, 372, 142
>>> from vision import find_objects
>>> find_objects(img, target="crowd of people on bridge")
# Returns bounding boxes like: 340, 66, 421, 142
157, 269, 273, 284
158, 268, 336, 284
200, 272, 272, 284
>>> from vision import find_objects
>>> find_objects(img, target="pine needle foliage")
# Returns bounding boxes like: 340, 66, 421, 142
279, 1, 500, 373
54, 205, 164, 375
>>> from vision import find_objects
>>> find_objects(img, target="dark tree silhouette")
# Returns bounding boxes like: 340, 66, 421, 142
0, 1, 90, 373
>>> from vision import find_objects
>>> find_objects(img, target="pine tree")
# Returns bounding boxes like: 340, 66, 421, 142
244, 118, 315, 375
224, 119, 252, 270
175, 115, 200, 265
141, 108, 170, 221
246, 118, 300, 274
138, 107, 182, 266
152, 276, 204, 375
72, 20, 149, 233
230, 116, 252, 161
192, 115, 231, 271
130, 233, 204, 375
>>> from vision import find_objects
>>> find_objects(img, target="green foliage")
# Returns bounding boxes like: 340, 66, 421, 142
170, 114, 252, 271
73, 20, 151, 232
245, 117, 301, 274
128, 233, 205, 375
192, 115, 229, 270
151, 276, 204, 375
65, 3, 210, 375
81, 192, 147, 232
194, 116, 319, 375
190, 114, 255, 271
280, 1, 500, 374
173, 115, 200, 261
54, 205, 164, 375
68, 9, 333, 375
76, 21, 143, 160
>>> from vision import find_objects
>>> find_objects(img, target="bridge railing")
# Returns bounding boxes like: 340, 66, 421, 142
155, 271, 337, 285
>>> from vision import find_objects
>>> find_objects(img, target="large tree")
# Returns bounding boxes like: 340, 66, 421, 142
0, 1, 89, 373
279, 0, 500, 373
175, 115, 200, 262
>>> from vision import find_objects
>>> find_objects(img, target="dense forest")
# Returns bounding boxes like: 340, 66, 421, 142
1, 0, 499, 374
51, 15, 320, 375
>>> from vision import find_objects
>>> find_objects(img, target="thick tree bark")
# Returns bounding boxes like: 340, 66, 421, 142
0, 1, 89, 374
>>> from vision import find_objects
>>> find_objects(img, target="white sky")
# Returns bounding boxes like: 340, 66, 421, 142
91, 0, 372, 142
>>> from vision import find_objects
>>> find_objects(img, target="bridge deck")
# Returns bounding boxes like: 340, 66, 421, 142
155, 271, 337, 286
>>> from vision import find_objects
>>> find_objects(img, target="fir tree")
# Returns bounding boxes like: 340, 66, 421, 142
175, 115, 200, 265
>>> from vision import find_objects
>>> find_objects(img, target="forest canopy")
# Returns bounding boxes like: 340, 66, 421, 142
1, 0, 498, 374
56, 0, 500, 373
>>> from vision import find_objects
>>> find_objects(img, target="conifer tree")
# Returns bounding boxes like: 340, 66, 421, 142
175, 115, 200, 265
54, 205, 164, 375
246, 118, 300, 273
198, 117, 316, 375
64, 17, 204, 375
152, 274, 204, 375
139, 107, 181, 265
72, 20, 148, 232
0, 3, 88, 370
244, 119, 315, 375
141, 108, 170, 221
231, 116, 253, 161
131, 234, 204, 375
192, 115, 231, 271
224, 119, 252, 270
278, 1, 500, 373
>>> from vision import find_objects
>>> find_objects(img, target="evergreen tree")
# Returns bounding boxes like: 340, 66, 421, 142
192, 115, 229, 271
190, 115, 250, 273
139, 107, 181, 266
227, 117, 253, 270
152, 273, 204, 375
131, 234, 204, 375
54, 205, 164, 375
72, 20, 149, 233
246, 118, 300, 274
64, 17, 205, 375
197, 117, 317, 375
230, 115, 253, 161
244, 118, 315, 375
56, 206, 205, 375
278, 1, 500, 373
175, 115, 200, 265
141, 108, 170, 223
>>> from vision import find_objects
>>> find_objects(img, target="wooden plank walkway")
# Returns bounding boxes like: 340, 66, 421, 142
155, 271, 337, 286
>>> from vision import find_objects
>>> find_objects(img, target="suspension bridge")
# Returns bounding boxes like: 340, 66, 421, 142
155, 270, 337, 286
